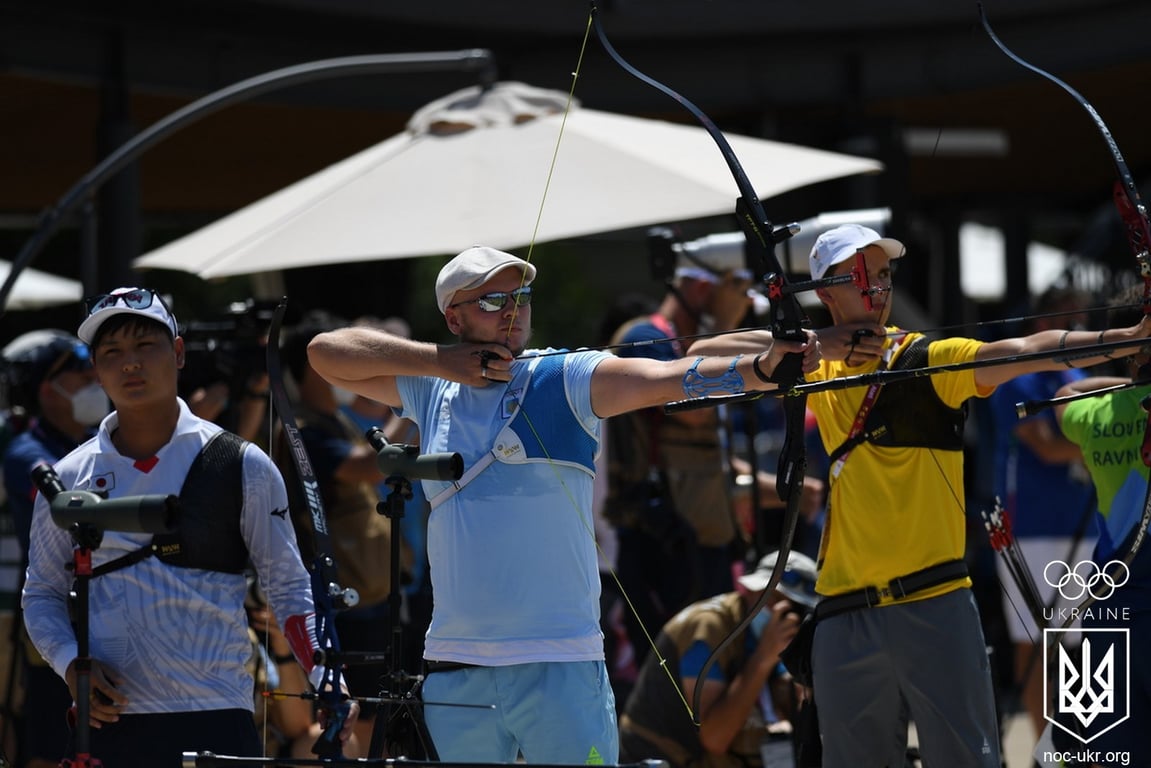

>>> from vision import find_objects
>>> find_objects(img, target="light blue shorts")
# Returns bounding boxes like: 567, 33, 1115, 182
422, 660, 619, 765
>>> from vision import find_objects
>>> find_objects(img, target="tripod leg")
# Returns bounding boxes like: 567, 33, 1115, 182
366, 704, 387, 758
389, 701, 439, 761
370, 700, 437, 759
366, 679, 439, 760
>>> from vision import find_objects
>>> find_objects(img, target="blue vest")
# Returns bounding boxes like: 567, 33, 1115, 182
496, 354, 597, 475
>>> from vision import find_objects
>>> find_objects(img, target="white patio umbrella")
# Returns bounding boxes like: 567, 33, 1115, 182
134, 82, 883, 279
0, 259, 83, 310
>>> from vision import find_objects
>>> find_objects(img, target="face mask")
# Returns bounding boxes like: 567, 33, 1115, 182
53, 381, 110, 426
750, 607, 771, 639
332, 386, 357, 408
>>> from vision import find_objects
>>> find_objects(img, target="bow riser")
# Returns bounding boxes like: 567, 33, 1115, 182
1112, 182, 1151, 287
266, 299, 353, 758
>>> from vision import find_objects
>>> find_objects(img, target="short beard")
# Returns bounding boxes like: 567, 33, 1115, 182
458, 327, 531, 357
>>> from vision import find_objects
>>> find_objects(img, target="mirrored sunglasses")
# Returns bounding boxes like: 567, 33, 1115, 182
449, 286, 533, 312
85, 289, 159, 315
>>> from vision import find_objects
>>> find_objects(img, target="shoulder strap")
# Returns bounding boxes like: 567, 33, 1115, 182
428, 356, 543, 510
894, 334, 930, 369
827, 336, 926, 467
180, 430, 246, 496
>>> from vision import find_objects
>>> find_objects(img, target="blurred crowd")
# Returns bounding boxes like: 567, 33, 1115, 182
0, 240, 1146, 768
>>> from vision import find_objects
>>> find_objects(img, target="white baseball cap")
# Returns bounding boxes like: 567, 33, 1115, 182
737, 549, 819, 607
435, 246, 537, 314
78, 287, 179, 344
809, 224, 905, 281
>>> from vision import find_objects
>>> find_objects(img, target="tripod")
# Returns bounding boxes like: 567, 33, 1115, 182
60, 521, 105, 768
28, 465, 107, 768
28, 464, 178, 768
366, 472, 437, 760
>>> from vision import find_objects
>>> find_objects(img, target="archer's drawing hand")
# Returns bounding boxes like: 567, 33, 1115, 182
816, 323, 887, 366
67, 657, 128, 727
442, 343, 513, 386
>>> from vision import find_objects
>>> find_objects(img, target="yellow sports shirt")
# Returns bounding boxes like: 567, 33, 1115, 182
806, 331, 992, 601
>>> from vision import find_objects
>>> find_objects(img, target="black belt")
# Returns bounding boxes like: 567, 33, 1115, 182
424, 660, 479, 674
814, 559, 969, 621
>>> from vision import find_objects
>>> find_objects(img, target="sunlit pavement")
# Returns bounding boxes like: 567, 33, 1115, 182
1002, 712, 1040, 768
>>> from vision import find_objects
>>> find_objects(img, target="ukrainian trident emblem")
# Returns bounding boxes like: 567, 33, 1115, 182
1044, 628, 1130, 744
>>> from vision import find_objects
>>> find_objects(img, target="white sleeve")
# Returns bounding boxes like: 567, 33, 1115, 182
22, 488, 81, 681
239, 445, 319, 671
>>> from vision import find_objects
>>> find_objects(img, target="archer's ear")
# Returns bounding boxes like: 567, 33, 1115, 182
444, 310, 461, 336
813, 287, 832, 306
173, 336, 186, 369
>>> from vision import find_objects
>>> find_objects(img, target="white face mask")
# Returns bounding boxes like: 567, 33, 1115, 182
53, 380, 110, 426
332, 386, 357, 408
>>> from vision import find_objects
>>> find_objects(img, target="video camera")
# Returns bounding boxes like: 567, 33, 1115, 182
179, 299, 277, 402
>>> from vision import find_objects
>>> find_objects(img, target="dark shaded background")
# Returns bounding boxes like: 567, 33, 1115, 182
2, 0, 1149, 342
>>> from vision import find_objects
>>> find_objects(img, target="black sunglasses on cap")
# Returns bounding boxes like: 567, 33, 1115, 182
84, 288, 162, 315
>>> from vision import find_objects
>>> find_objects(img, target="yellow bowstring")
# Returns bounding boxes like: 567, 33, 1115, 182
503, 9, 695, 723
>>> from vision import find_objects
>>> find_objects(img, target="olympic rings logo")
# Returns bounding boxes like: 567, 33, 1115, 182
1043, 559, 1130, 602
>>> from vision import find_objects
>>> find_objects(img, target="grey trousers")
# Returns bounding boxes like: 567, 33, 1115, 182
812, 588, 1002, 768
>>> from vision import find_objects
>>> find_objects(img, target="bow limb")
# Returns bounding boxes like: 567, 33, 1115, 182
266, 298, 356, 758
978, 2, 1151, 293
979, 3, 1151, 614
589, 1, 809, 725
